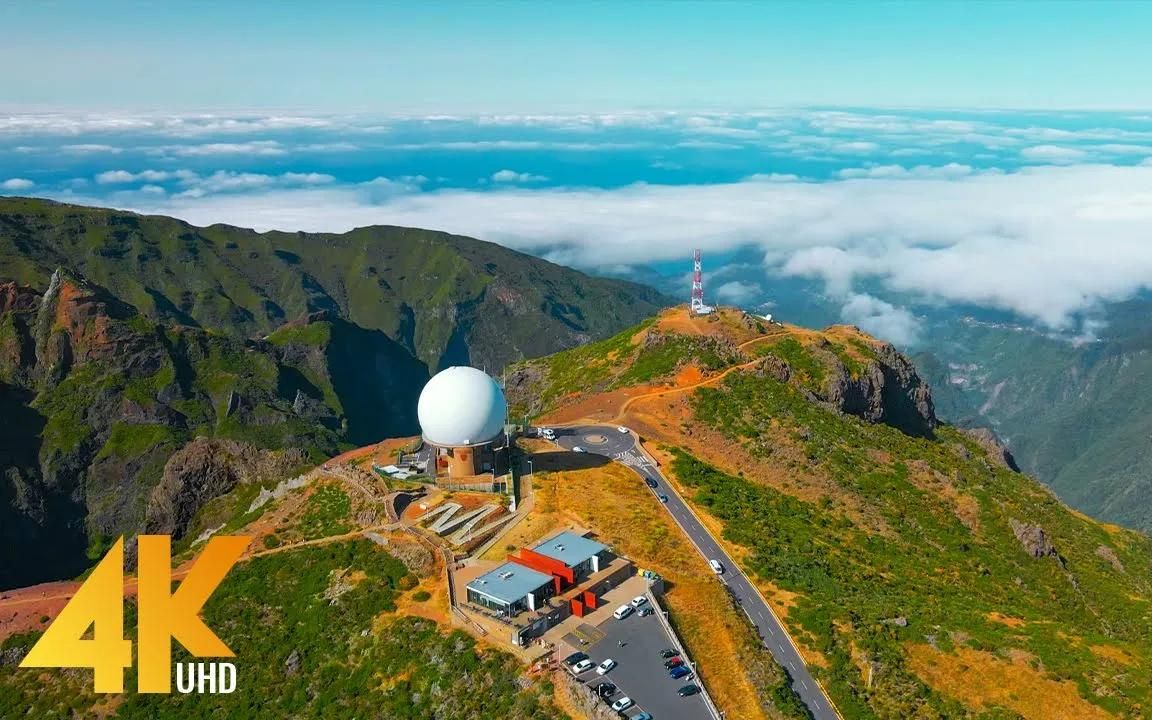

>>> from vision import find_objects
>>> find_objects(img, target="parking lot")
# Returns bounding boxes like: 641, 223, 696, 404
561, 585, 712, 719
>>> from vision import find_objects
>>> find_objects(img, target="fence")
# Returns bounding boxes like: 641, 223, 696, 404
402, 524, 487, 636
648, 586, 723, 720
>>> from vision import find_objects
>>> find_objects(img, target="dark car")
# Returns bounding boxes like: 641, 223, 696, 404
595, 681, 616, 698
664, 656, 684, 668
644, 477, 658, 488
678, 684, 701, 697
669, 665, 691, 679
563, 651, 589, 666
659, 648, 678, 658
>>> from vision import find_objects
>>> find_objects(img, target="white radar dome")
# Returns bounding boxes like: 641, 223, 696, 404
417, 366, 508, 446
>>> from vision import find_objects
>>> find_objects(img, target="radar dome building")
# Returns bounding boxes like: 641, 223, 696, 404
417, 366, 510, 480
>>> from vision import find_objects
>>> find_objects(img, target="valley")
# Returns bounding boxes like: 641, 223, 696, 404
3, 203, 1152, 720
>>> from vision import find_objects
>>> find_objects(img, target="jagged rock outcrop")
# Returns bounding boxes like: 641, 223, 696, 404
0, 272, 343, 587
815, 335, 937, 437
961, 427, 1020, 471
1009, 518, 1059, 559
1096, 545, 1125, 573
144, 438, 307, 539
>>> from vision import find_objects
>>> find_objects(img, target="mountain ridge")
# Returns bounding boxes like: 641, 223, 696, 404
509, 306, 1152, 719
0, 196, 671, 372
0, 198, 671, 588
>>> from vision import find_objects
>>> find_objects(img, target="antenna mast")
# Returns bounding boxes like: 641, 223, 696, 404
690, 248, 711, 315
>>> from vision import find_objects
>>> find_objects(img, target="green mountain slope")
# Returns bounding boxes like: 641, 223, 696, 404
0, 198, 670, 589
0, 197, 669, 372
0, 539, 565, 720
918, 305, 1152, 533
0, 271, 420, 588
511, 308, 1152, 719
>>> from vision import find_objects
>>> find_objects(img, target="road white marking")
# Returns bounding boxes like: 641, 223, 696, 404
573, 425, 837, 720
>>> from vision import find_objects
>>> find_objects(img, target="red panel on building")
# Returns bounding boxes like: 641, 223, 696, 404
570, 598, 585, 617
582, 590, 597, 609
508, 548, 575, 586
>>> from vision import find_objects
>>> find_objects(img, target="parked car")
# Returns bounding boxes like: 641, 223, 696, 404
630, 595, 648, 608
644, 477, 658, 488
669, 665, 692, 679
595, 682, 616, 698
678, 684, 701, 697
616, 426, 629, 433
613, 604, 634, 620
660, 648, 679, 658
610, 696, 634, 712
633, 713, 653, 720
596, 658, 617, 675
709, 559, 725, 574
638, 607, 655, 617
573, 446, 586, 453
571, 659, 595, 674
563, 651, 589, 666
664, 657, 684, 668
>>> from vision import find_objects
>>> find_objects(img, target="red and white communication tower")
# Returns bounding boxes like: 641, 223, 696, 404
690, 248, 713, 315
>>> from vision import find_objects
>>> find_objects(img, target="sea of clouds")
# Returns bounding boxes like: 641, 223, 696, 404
3, 108, 1152, 344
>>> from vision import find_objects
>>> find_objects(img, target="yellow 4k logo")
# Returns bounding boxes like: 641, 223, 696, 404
20, 535, 250, 693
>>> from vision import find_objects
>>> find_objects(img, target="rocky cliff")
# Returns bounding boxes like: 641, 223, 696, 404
0, 271, 422, 588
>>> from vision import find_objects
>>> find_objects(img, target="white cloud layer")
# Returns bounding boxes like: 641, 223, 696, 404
491, 169, 549, 183
839, 293, 922, 346
95, 164, 1152, 338
88, 169, 335, 197
1, 178, 34, 191
714, 280, 763, 304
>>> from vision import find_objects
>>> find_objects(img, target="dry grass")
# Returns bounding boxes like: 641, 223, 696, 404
1089, 644, 1135, 667
552, 680, 593, 720
905, 644, 1115, 720
516, 460, 776, 720
986, 612, 1027, 628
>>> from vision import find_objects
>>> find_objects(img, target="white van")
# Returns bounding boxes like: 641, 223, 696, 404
709, 559, 725, 574
613, 604, 634, 620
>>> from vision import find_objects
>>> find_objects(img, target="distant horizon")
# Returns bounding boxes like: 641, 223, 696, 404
6, 2, 1152, 110
3, 104, 1152, 349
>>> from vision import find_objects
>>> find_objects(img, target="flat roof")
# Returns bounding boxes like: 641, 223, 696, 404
531, 530, 606, 568
466, 562, 553, 605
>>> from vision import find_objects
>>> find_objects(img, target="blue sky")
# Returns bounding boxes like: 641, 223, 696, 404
3, 2, 1152, 346
4, 1, 1152, 110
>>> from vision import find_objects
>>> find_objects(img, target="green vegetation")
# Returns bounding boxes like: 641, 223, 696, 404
266, 322, 332, 347
0, 541, 565, 720
617, 333, 741, 386
295, 484, 352, 540
923, 314, 1152, 534
755, 337, 829, 391
96, 423, 181, 460
0, 198, 670, 587
507, 320, 750, 416
684, 369, 1152, 718
510, 319, 650, 414
0, 197, 667, 372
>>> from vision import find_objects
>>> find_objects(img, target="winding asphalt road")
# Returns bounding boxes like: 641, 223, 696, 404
549, 424, 839, 720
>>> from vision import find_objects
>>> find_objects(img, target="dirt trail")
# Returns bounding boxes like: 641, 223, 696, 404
612, 329, 786, 421
0, 524, 397, 612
